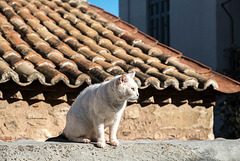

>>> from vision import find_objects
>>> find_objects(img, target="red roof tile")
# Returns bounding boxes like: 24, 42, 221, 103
0, 0, 238, 94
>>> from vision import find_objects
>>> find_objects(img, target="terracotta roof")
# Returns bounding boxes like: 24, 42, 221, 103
0, 0, 239, 94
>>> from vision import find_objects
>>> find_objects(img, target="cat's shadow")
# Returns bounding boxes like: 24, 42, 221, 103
45, 134, 69, 143
45, 135, 103, 148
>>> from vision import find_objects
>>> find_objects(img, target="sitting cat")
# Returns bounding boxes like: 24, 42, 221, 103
63, 71, 139, 148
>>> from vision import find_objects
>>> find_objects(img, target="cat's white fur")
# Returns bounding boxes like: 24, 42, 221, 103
63, 71, 139, 148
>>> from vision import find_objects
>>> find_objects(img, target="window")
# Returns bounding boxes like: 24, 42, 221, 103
148, 0, 170, 45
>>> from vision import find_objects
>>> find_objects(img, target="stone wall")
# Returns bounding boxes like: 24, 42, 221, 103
118, 103, 214, 140
0, 100, 69, 141
0, 99, 214, 142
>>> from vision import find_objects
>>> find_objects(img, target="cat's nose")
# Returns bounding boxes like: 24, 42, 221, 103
137, 93, 139, 97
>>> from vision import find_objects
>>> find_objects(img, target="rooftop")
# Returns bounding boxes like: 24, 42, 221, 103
0, 0, 239, 94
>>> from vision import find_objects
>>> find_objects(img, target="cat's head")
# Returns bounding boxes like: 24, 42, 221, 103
116, 71, 139, 101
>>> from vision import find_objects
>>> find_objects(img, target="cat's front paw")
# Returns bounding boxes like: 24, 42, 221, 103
105, 136, 109, 142
97, 140, 105, 148
110, 139, 119, 146
83, 138, 91, 143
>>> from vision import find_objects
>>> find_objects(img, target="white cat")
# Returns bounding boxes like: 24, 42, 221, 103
63, 71, 139, 148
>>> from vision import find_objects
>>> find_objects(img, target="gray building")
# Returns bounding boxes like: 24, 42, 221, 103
119, 0, 240, 72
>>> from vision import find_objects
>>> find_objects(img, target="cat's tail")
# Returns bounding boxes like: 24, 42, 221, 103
45, 133, 69, 142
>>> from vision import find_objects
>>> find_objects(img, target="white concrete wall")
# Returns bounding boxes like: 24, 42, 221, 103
2, 140, 240, 160
170, 0, 217, 70
119, 0, 148, 33
119, 0, 129, 20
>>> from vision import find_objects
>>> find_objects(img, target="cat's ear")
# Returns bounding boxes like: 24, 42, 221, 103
118, 75, 128, 84
128, 71, 135, 78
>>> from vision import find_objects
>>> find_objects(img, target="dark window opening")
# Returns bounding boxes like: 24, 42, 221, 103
148, 0, 170, 45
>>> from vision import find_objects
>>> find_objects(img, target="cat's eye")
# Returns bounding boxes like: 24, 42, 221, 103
131, 87, 135, 91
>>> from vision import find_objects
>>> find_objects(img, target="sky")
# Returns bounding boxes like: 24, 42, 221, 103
87, 0, 119, 16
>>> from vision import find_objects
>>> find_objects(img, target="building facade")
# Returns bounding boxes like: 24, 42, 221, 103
119, 0, 240, 72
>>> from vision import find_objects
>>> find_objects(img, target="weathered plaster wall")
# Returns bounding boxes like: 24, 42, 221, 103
0, 99, 214, 142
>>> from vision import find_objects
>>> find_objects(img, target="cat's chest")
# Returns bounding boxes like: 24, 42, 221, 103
102, 111, 120, 126
104, 117, 114, 127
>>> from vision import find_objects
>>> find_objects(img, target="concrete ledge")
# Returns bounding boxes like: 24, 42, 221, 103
0, 139, 239, 160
